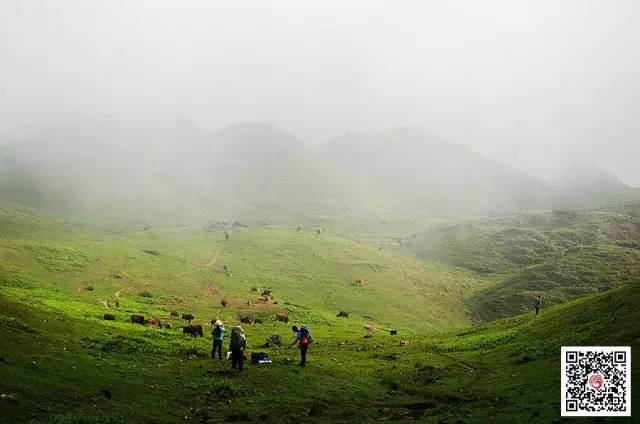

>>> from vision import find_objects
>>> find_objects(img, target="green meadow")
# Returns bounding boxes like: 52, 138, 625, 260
1, 205, 639, 423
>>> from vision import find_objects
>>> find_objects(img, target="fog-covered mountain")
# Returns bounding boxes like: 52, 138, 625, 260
319, 127, 556, 214
0, 117, 635, 223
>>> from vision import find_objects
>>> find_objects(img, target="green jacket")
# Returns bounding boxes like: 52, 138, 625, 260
212, 325, 225, 341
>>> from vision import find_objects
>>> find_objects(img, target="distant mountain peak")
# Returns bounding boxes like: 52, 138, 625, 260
216, 122, 302, 145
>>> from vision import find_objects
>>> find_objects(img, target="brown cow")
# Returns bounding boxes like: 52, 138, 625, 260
183, 324, 203, 337
148, 317, 161, 327
238, 314, 252, 324
131, 314, 145, 325
275, 313, 289, 323
181, 313, 194, 323
170, 311, 179, 318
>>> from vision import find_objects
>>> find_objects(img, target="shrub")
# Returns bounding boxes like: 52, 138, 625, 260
33, 245, 93, 271
381, 374, 401, 392
209, 380, 245, 399
101, 335, 155, 354
0, 273, 39, 289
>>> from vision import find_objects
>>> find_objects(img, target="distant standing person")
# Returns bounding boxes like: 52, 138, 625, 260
289, 325, 313, 367
229, 325, 246, 371
534, 295, 543, 318
211, 320, 225, 360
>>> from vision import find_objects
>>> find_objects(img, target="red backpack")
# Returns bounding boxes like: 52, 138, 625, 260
299, 327, 311, 345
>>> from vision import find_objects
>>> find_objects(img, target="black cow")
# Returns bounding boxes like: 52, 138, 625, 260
103, 314, 116, 321
131, 314, 145, 325
181, 313, 194, 323
337, 310, 349, 318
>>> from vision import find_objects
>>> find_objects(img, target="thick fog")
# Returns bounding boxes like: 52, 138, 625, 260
1, 0, 639, 185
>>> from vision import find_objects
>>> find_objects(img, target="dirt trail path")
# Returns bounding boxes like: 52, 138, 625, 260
205, 250, 220, 267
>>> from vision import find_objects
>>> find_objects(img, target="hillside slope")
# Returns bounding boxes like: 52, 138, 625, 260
0, 206, 474, 333
408, 210, 640, 320
1, 254, 637, 423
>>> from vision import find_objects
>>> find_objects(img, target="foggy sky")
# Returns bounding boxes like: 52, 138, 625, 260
1, 0, 639, 184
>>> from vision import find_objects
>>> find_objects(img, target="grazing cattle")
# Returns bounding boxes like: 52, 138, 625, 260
147, 317, 161, 327
246, 300, 252, 307
389, 329, 397, 335
253, 317, 263, 324
221, 299, 228, 308
183, 324, 203, 337
164, 323, 172, 329
238, 314, 252, 324
337, 310, 349, 318
275, 313, 289, 323
103, 314, 116, 321
131, 314, 145, 325
181, 313, 194, 323
170, 311, 179, 318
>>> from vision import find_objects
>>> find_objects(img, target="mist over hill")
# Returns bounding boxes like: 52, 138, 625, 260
0, 117, 637, 223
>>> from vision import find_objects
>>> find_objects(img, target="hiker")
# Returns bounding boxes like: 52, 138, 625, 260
211, 320, 225, 360
229, 325, 246, 372
533, 295, 543, 318
289, 325, 313, 366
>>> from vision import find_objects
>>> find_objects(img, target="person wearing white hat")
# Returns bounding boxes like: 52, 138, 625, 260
211, 319, 225, 360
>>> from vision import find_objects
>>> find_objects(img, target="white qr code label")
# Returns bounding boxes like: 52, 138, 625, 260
561, 346, 631, 417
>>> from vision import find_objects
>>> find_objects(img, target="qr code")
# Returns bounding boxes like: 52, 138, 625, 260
561, 346, 631, 416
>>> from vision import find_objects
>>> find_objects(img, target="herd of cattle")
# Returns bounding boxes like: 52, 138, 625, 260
102, 308, 351, 337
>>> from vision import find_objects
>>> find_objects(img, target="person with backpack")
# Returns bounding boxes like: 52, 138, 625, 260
533, 295, 543, 318
211, 320, 225, 360
229, 325, 246, 372
289, 325, 313, 366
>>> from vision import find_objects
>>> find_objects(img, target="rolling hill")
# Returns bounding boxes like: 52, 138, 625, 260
1, 204, 638, 423
408, 209, 640, 320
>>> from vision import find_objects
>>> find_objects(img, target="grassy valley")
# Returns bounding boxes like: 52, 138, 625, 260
1, 204, 639, 423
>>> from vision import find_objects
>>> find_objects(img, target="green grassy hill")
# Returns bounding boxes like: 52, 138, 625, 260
1, 206, 638, 423
0, 206, 474, 333
408, 210, 640, 320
